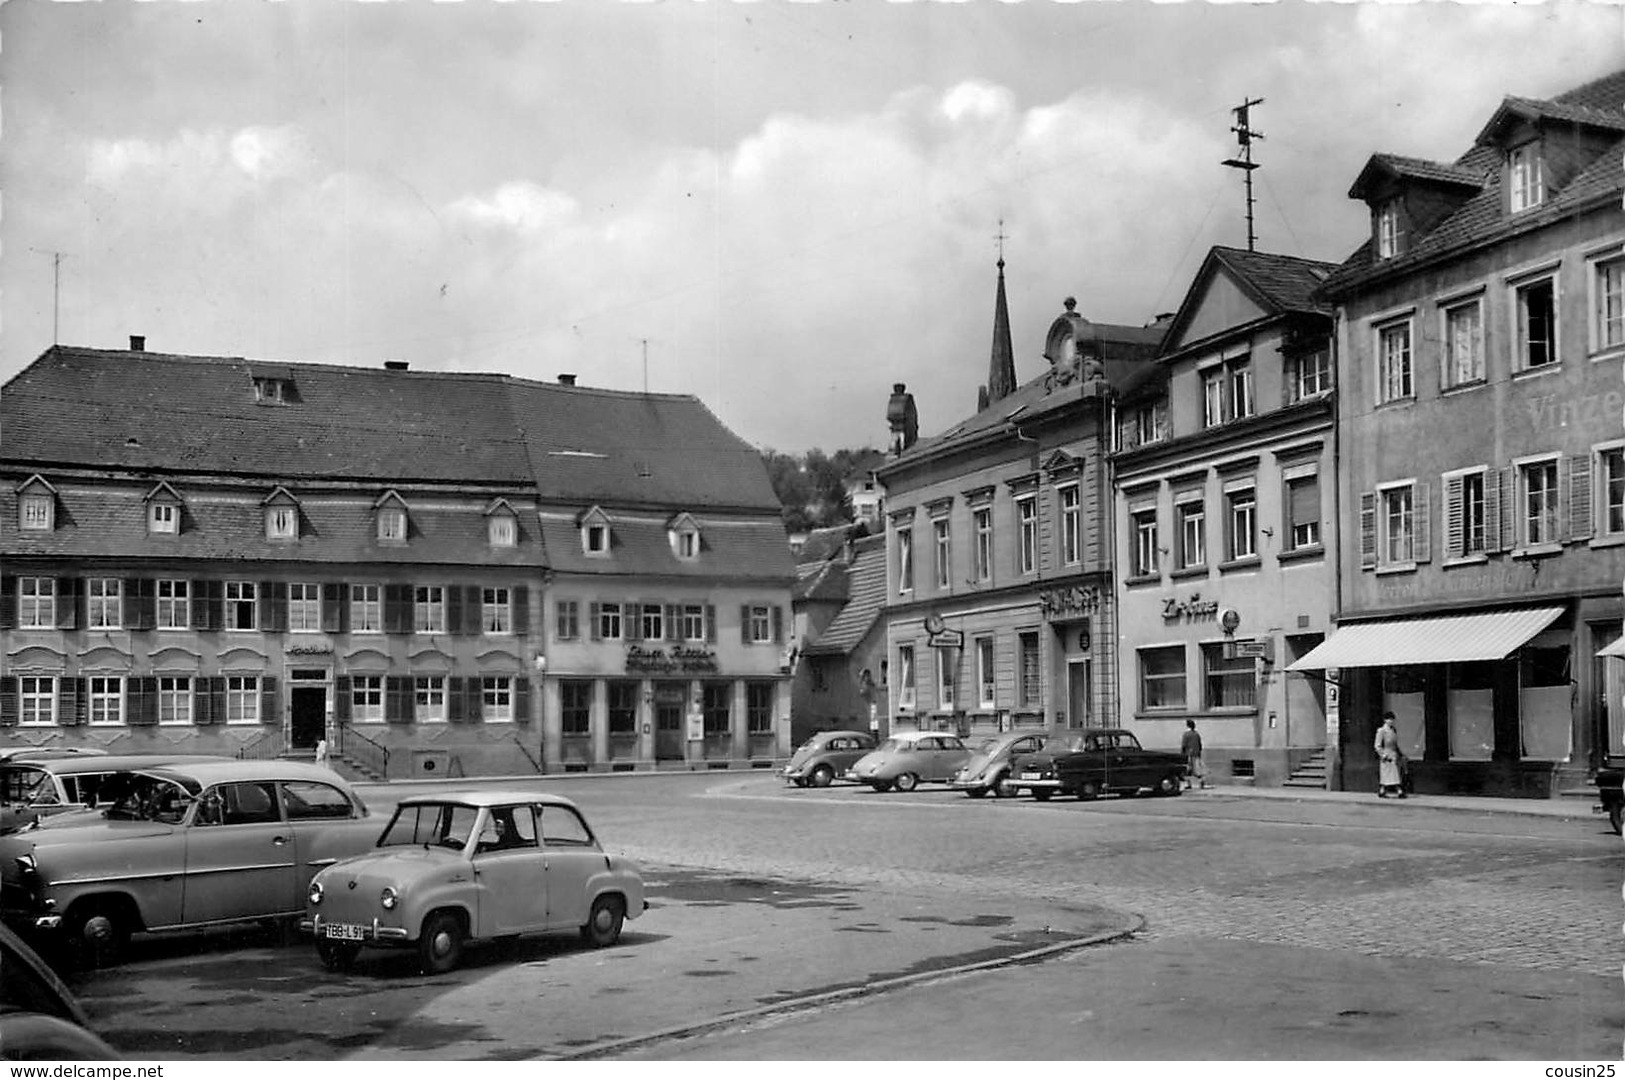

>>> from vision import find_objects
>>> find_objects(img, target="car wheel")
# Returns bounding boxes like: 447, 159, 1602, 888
965, 786, 988, 799
1156, 774, 1183, 797
1611, 804, 1622, 836
791, 777, 808, 788
64, 901, 129, 970
810, 765, 835, 788
994, 773, 1022, 799
1078, 780, 1101, 801
869, 781, 893, 792
417, 911, 465, 975
1032, 789, 1052, 802
316, 937, 361, 972
581, 895, 626, 948
893, 772, 919, 793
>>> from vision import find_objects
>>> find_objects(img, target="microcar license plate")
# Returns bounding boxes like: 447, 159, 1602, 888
324, 923, 365, 941
1021, 772, 1042, 781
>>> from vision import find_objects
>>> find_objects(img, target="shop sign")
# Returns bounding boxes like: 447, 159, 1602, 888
1162, 592, 1221, 623
287, 644, 334, 656
928, 630, 964, 649
626, 645, 719, 675
1039, 585, 1105, 618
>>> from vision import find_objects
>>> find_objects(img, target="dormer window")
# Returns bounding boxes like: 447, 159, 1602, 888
253, 377, 288, 404
145, 481, 184, 536
16, 476, 56, 532
668, 512, 701, 561
1376, 199, 1404, 258
262, 486, 300, 541
580, 506, 612, 556
1509, 144, 1545, 212
489, 516, 516, 547
374, 490, 409, 543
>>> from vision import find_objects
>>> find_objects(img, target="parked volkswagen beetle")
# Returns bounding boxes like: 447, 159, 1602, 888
782, 730, 877, 788
949, 732, 1048, 798
303, 790, 645, 975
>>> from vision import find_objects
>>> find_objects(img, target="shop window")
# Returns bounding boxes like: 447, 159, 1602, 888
746, 682, 774, 735
1446, 661, 1494, 761
976, 636, 995, 709
561, 680, 593, 736
1139, 646, 1185, 710
1519, 644, 1571, 761
1201, 643, 1255, 709
1018, 632, 1040, 708
607, 680, 638, 736
1381, 668, 1427, 760
702, 682, 731, 736
897, 644, 915, 708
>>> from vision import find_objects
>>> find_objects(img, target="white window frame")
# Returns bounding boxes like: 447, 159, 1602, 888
973, 507, 993, 582
1139, 645, 1187, 711
19, 676, 56, 726
351, 675, 384, 722
932, 517, 951, 589
1226, 486, 1256, 561
87, 578, 122, 630
1509, 143, 1545, 212
1176, 496, 1205, 570
265, 504, 298, 541
18, 577, 55, 629
1441, 295, 1485, 389
976, 636, 995, 709
897, 643, 916, 708
225, 581, 257, 631
1376, 199, 1402, 258
149, 502, 179, 535
225, 675, 260, 724
19, 493, 52, 532
583, 522, 609, 555
414, 585, 445, 634
641, 603, 664, 641
598, 601, 623, 640
88, 676, 123, 726
1016, 495, 1037, 575
1442, 466, 1489, 560
351, 584, 382, 634
1017, 631, 1041, 708
1284, 468, 1322, 551
482, 676, 514, 722
748, 604, 772, 644
488, 515, 517, 548
683, 603, 706, 642
937, 647, 955, 709
1059, 485, 1081, 566
1378, 480, 1416, 568
1592, 252, 1625, 356
414, 675, 446, 723
483, 587, 512, 635
1376, 316, 1413, 404
156, 579, 189, 630
377, 506, 407, 542
1513, 273, 1559, 372
896, 527, 914, 593
1517, 454, 1562, 549
1599, 444, 1625, 540
288, 583, 321, 633
1289, 347, 1331, 402
672, 527, 699, 560
1132, 508, 1159, 577
158, 676, 192, 725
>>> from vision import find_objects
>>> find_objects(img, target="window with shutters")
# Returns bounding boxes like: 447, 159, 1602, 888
88, 578, 122, 629
18, 578, 55, 629
226, 676, 259, 723
607, 680, 637, 734
482, 587, 511, 634
158, 677, 191, 724
554, 599, 579, 641
156, 580, 189, 629
225, 581, 256, 630
1018, 631, 1040, 708
640, 603, 664, 641
1601, 447, 1625, 538
88, 677, 123, 725
482, 676, 513, 722
414, 675, 446, 722
1519, 457, 1562, 547
288, 583, 320, 632
414, 586, 445, 633
351, 676, 384, 721
597, 601, 622, 640
1285, 474, 1321, 551
1016, 495, 1037, 575
897, 643, 916, 708
1441, 297, 1485, 389
1442, 469, 1489, 560
561, 681, 592, 736
1514, 276, 1558, 371
1374, 480, 1428, 569
682, 604, 706, 642
20, 677, 55, 725
351, 584, 382, 633
747, 605, 771, 644
1593, 255, 1625, 355
1376, 318, 1413, 403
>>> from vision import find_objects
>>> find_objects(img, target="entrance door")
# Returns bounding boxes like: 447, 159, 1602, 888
290, 687, 326, 750
654, 682, 686, 760
1067, 661, 1091, 728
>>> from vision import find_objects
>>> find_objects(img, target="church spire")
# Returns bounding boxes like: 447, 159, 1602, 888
982, 224, 1017, 410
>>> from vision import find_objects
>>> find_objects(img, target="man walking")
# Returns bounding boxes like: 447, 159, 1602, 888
1181, 719, 1206, 790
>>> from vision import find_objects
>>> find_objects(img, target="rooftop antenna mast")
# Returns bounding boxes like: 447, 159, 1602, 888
1221, 97, 1264, 252
31, 249, 70, 344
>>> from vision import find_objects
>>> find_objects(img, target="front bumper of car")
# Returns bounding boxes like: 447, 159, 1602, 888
301, 913, 412, 944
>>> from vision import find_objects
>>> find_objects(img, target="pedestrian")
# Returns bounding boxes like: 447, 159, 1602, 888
1375, 711, 1406, 799
1180, 719, 1206, 790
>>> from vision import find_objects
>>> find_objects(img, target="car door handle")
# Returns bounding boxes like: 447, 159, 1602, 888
272, 835, 290, 846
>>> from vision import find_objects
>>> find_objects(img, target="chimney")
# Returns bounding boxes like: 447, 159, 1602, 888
129, 335, 146, 352
558, 373, 577, 386
886, 382, 917, 456
384, 360, 409, 371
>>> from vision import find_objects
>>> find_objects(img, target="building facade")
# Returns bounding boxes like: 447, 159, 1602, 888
0, 344, 794, 777
1298, 70, 1625, 797
794, 533, 888, 742
1112, 247, 1339, 785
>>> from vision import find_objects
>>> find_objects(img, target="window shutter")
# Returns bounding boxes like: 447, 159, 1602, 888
1359, 492, 1377, 570
206, 581, 225, 631
263, 581, 288, 633
773, 605, 784, 644
386, 676, 413, 723
209, 677, 228, 726
322, 583, 346, 633
193, 679, 212, 725
589, 602, 602, 641
0, 677, 16, 727
77, 577, 90, 630
1412, 481, 1431, 563
0, 576, 14, 630
123, 578, 144, 629
512, 586, 529, 635
705, 604, 717, 644
514, 677, 532, 724
130, 676, 158, 726
666, 604, 681, 642
60, 678, 84, 726
384, 584, 411, 635
446, 587, 464, 635
1568, 453, 1593, 543
55, 577, 79, 630
1483, 467, 1503, 554
335, 676, 352, 722
740, 605, 752, 644
191, 580, 210, 631
1443, 474, 1464, 559
465, 678, 483, 722
447, 676, 466, 722
259, 676, 278, 725
1500, 465, 1519, 551
626, 602, 643, 642
466, 586, 483, 635
138, 578, 157, 630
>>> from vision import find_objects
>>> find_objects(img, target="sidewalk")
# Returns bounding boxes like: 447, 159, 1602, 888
1178, 780, 1602, 818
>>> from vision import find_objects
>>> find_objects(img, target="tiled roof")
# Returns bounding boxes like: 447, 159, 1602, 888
536, 513, 794, 583
1323, 69, 1625, 297
795, 525, 857, 567
800, 536, 886, 657
792, 558, 849, 604
1348, 153, 1486, 199
1208, 247, 1338, 315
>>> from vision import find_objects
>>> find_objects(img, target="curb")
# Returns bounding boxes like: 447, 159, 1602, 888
551, 913, 1146, 1061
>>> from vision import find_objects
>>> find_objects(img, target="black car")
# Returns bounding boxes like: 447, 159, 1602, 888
1009, 728, 1186, 801
1594, 768, 1622, 835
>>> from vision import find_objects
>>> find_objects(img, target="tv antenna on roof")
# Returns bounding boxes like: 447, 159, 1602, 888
30, 249, 71, 344
1221, 97, 1264, 252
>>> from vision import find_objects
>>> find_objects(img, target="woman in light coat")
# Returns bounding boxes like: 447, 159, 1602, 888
1374, 711, 1405, 798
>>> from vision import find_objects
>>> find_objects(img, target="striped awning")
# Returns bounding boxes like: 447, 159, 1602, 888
1287, 606, 1565, 670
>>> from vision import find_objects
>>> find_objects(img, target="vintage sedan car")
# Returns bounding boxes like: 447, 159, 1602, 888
846, 730, 971, 793
0, 759, 375, 966
949, 732, 1049, 799
0, 920, 118, 1059
782, 730, 877, 788
303, 790, 645, 975
1, 753, 227, 834
1009, 729, 1186, 800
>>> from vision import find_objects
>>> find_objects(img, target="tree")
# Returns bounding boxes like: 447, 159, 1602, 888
761, 447, 878, 532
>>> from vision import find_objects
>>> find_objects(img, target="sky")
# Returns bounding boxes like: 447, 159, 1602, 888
2, 1, 1621, 456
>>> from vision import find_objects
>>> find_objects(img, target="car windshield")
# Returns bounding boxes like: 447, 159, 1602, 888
875, 738, 910, 753
0, 767, 54, 806
99, 773, 191, 824
1046, 734, 1092, 754
380, 803, 480, 850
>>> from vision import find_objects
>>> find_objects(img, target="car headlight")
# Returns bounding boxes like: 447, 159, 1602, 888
380, 886, 399, 911
308, 880, 324, 905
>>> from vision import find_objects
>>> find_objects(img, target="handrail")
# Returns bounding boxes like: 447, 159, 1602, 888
235, 728, 285, 760
333, 722, 390, 779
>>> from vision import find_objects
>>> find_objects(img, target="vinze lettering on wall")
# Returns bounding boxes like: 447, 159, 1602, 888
625, 645, 719, 675
1162, 593, 1221, 623
1039, 585, 1105, 618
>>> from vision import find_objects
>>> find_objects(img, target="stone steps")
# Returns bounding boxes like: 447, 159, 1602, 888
1282, 750, 1328, 789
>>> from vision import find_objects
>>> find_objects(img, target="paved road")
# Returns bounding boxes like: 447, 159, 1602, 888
66, 773, 1620, 1059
